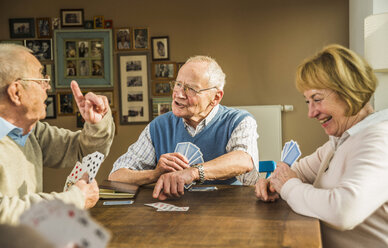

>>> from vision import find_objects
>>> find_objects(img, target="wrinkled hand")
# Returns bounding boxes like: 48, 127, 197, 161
71, 81, 109, 124
152, 168, 197, 200
255, 178, 279, 202
155, 153, 189, 175
74, 173, 99, 209
269, 162, 297, 193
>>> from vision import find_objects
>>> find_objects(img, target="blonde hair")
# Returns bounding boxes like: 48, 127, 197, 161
185, 55, 226, 90
296, 44, 377, 116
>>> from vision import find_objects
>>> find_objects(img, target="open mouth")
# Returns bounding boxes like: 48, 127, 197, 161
319, 116, 332, 124
174, 101, 186, 107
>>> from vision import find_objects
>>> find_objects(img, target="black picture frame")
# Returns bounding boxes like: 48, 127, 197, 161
45, 95, 56, 119
151, 36, 169, 61
60, 9, 84, 28
36, 17, 52, 38
24, 39, 53, 61
9, 18, 35, 39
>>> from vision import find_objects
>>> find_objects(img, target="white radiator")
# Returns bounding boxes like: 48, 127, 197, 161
231, 105, 283, 162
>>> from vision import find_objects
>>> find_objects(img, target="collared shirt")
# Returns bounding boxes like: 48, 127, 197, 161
0, 117, 30, 146
111, 105, 259, 184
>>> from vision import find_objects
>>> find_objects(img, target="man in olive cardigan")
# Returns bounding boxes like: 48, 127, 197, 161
0, 44, 115, 224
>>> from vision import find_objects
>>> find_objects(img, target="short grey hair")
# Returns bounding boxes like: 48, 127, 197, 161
185, 55, 226, 90
0, 44, 33, 96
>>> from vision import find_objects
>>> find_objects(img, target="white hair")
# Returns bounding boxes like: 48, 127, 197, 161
0, 44, 33, 96
185, 55, 226, 90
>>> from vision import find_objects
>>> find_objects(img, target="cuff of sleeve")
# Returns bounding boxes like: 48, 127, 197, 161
85, 108, 113, 130
280, 177, 302, 201
59, 186, 86, 209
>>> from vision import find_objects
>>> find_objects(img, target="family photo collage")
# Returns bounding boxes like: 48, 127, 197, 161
5, 8, 182, 127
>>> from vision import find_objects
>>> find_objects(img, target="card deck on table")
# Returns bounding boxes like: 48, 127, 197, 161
281, 140, 301, 166
64, 151, 105, 191
20, 200, 110, 248
188, 186, 218, 192
103, 200, 134, 206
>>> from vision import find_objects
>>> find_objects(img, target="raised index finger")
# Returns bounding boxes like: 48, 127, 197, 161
70, 80, 84, 102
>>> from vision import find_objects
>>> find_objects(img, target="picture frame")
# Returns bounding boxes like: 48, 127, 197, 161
152, 97, 172, 119
114, 28, 131, 51
60, 9, 84, 27
104, 20, 113, 29
83, 90, 114, 108
152, 81, 171, 96
45, 95, 56, 119
42, 63, 55, 92
151, 36, 169, 61
76, 112, 85, 128
152, 62, 177, 80
24, 39, 53, 61
54, 29, 113, 88
118, 52, 151, 124
52, 17, 60, 30
57, 92, 75, 115
133, 27, 149, 50
9, 18, 35, 39
94, 16, 104, 29
0, 40, 24, 45
84, 20, 94, 29
36, 17, 52, 38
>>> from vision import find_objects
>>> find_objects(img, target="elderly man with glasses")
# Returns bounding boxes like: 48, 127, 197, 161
110, 56, 258, 200
0, 44, 115, 224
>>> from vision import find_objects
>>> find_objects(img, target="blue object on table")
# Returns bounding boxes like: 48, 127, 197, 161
259, 161, 276, 178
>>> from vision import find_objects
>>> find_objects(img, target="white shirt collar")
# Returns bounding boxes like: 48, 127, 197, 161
183, 104, 220, 137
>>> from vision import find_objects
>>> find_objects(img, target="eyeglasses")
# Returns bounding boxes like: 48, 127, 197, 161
169, 80, 217, 97
18, 75, 51, 89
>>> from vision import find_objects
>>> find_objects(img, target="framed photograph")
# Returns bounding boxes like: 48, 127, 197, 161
151, 36, 169, 61
152, 97, 172, 119
84, 20, 93, 29
54, 29, 113, 88
45, 95, 56, 119
9, 18, 35, 39
60, 9, 84, 27
152, 81, 171, 96
57, 92, 75, 115
152, 62, 177, 80
24, 39, 53, 61
114, 28, 131, 51
118, 52, 151, 124
36, 18, 52, 38
133, 28, 149, 50
76, 112, 85, 128
104, 20, 113, 29
94, 16, 104, 29
42, 63, 55, 92
52, 17, 60, 30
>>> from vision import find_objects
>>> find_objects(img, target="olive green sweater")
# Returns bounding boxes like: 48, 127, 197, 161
0, 111, 114, 224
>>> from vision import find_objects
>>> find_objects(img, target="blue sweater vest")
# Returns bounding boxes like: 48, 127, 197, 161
149, 105, 250, 185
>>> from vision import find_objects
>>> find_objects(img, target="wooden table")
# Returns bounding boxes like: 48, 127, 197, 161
91, 185, 322, 248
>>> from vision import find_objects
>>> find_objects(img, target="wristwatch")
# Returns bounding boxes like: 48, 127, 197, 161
192, 164, 205, 184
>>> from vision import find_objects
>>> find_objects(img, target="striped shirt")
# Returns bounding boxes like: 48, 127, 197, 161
111, 105, 259, 185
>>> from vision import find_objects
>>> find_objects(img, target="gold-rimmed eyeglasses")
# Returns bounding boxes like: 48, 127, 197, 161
18, 75, 51, 89
169, 80, 217, 97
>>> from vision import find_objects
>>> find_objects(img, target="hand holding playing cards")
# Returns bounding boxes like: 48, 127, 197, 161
255, 178, 279, 202
155, 153, 189, 175
71, 81, 109, 124
269, 162, 298, 193
75, 173, 99, 209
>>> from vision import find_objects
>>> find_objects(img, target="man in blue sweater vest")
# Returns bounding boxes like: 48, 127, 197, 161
110, 56, 259, 200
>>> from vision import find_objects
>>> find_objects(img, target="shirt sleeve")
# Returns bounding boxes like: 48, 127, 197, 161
280, 126, 388, 230
110, 125, 157, 174
226, 116, 259, 185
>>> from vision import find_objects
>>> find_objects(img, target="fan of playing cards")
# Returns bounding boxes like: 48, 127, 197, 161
281, 140, 302, 166
19, 200, 110, 248
64, 151, 105, 192
175, 142, 204, 166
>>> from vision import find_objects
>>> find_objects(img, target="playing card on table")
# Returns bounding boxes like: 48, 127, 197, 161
281, 140, 301, 166
20, 200, 110, 248
145, 202, 189, 212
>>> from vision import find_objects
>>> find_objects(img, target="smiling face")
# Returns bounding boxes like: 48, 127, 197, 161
304, 88, 359, 137
172, 62, 219, 127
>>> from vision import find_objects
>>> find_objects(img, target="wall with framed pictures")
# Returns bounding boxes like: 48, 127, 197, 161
54, 29, 113, 88
118, 52, 151, 124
